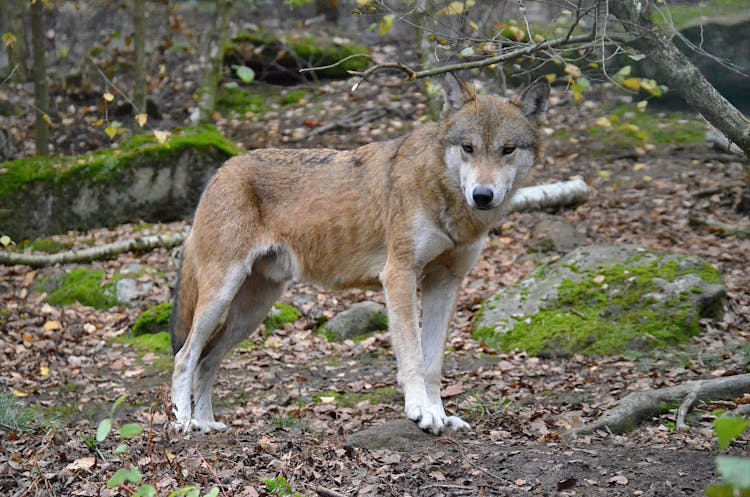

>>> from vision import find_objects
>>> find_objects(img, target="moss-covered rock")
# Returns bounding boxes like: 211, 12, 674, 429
132, 302, 173, 337
0, 126, 239, 240
36, 268, 118, 310
224, 31, 369, 84
263, 303, 302, 332
473, 245, 725, 357
318, 301, 388, 341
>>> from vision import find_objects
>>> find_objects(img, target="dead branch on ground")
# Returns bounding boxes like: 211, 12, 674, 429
566, 373, 750, 437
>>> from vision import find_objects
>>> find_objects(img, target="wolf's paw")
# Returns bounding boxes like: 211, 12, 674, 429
405, 403, 449, 435
171, 418, 227, 434
445, 415, 471, 431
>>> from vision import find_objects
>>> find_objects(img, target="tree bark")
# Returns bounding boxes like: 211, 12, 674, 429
315, 0, 338, 23
607, 0, 750, 157
196, 0, 233, 124
30, 0, 49, 155
133, 0, 147, 130
2, 0, 29, 83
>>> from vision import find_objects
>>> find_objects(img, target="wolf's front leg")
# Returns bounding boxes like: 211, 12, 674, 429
382, 262, 447, 434
421, 265, 470, 431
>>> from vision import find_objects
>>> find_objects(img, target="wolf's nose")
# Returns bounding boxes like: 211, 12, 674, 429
472, 186, 494, 209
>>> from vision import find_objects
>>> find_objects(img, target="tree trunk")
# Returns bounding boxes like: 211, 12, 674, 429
196, 0, 233, 124
133, 0, 147, 131
30, 0, 49, 155
608, 0, 750, 157
2, 0, 29, 83
315, 0, 338, 23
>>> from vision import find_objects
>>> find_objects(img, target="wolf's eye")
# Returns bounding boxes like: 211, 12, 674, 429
502, 145, 516, 155
462, 143, 474, 154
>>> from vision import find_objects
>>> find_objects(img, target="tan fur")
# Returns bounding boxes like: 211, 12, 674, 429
170, 78, 550, 434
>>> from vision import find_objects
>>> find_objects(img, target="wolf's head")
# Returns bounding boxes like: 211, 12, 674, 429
439, 76, 550, 211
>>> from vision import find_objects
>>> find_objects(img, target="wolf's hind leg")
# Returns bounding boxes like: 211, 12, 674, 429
171, 265, 247, 433
192, 268, 287, 432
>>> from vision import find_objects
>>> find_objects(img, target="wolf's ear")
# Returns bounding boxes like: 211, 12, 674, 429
512, 78, 550, 123
442, 72, 475, 115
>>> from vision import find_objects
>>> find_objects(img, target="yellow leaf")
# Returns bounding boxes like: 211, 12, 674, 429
135, 113, 148, 128
595, 117, 612, 128
103, 92, 115, 103
469, 20, 480, 31
564, 64, 581, 78
94, 118, 104, 127
12, 390, 28, 398
319, 396, 337, 404
633, 163, 647, 172
533, 34, 545, 43
2, 32, 17, 48
506, 25, 525, 41
622, 123, 640, 133
597, 170, 612, 180
378, 14, 395, 37
636, 100, 648, 111
436, 0, 475, 16
43, 320, 63, 331
42, 113, 52, 125
40, 366, 50, 377
622, 78, 641, 91
105, 127, 119, 139
153, 130, 171, 144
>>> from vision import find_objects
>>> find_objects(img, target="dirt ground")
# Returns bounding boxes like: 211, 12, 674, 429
2, 3, 750, 497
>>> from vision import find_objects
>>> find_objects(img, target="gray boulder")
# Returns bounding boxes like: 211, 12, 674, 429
473, 245, 725, 357
319, 301, 388, 341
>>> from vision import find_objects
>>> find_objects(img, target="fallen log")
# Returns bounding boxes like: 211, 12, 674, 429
566, 373, 750, 437
0, 179, 589, 268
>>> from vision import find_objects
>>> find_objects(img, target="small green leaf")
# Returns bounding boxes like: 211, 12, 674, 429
111, 394, 128, 416
120, 423, 144, 440
107, 467, 142, 488
203, 488, 220, 497
134, 485, 158, 497
232, 65, 255, 84
715, 417, 750, 451
716, 456, 750, 489
96, 418, 112, 443
113, 443, 129, 455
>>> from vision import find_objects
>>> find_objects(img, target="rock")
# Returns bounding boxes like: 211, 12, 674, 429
345, 419, 433, 451
319, 301, 388, 341
0, 126, 236, 240
473, 245, 725, 357
115, 278, 139, 305
529, 217, 584, 253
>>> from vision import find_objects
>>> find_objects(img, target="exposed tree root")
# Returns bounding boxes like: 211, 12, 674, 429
0, 180, 589, 268
566, 373, 750, 437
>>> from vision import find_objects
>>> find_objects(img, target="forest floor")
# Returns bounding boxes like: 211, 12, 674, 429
2, 5, 750, 497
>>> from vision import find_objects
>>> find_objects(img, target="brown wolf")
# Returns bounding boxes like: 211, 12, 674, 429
169, 76, 550, 434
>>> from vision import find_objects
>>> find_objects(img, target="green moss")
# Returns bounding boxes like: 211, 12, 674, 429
115, 331, 173, 370
280, 89, 308, 106
313, 386, 399, 408
216, 87, 268, 114
16, 237, 74, 253
478, 256, 722, 356
41, 268, 118, 310
132, 302, 173, 337
0, 125, 239, 199
655, 0, 749, 29
263, 303, 302, 331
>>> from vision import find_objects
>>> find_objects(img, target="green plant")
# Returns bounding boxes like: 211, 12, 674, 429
263, 476, 301, 497
0, 392, 36, 431
705, 416, 750, 496
86, 396, 220, 497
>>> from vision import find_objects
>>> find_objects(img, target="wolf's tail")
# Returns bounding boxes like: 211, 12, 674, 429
169, 255, 197, 355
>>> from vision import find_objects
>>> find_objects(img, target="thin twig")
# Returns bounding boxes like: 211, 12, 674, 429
195, 447, 229, 497
298, 53, 374, 74
315, 486, 348, 497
